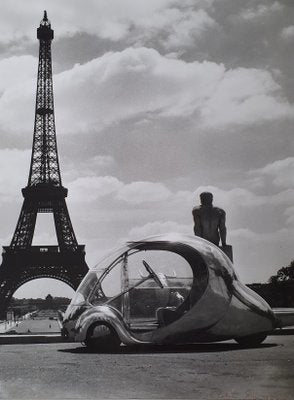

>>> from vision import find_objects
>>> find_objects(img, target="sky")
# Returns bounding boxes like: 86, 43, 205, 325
0, 0, 293, 298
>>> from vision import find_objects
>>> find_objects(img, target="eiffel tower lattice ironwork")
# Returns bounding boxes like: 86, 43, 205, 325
0, 11, 88, 317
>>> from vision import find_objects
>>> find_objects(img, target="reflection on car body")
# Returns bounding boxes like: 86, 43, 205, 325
62, 234, 294, 351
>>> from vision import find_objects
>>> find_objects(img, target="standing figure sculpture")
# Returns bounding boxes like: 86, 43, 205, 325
192, 192, 227, 247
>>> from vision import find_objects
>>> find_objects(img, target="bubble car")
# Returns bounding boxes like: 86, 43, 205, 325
62, 234, 294, 350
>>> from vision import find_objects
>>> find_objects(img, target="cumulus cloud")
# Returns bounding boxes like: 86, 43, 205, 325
0, 0, 216, 46
0, 77, 35, 134
270, 189, 294, 206
256, 157, 294, 188
135, 7, 217, 49
1, 47, 293, 136
85, 155, 114, 170
128, 220, 191, 240
116, 181, 171, 204
0, 149, 30, 203
281, 25, 294, 41
231, 226, 294, 244
68, 173, 294, 218
0, 55, 37, 134
53, 47, 224, 132
200, 68, 294, 128
246, 159, 294, 228
0, 0, 132, 43
238, 2, 283, 21
285, 206, 294, 225
69, 175, 171, 205
64, 155, 115, 182
69, 176, 123, 203
67, 177, 270, 211
0, 55, 36, 94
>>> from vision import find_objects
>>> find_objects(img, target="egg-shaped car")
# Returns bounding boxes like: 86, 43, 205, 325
61, 234, 294, 350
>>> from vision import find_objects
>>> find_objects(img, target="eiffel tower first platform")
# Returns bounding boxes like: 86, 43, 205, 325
0, 12, 88, 317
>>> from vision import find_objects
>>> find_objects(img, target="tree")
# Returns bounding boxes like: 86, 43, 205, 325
44, 294, 53, 309
269, 260, 294, 283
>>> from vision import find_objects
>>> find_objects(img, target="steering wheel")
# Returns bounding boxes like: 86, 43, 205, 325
142, 260, 164, 288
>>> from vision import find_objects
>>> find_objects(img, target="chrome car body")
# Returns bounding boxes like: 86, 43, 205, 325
62, 234, 294, 349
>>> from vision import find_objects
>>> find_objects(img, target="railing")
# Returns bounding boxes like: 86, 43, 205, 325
2, 245, 85, 254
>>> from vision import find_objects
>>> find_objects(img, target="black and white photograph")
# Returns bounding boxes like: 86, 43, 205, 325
0, 1, 294, 399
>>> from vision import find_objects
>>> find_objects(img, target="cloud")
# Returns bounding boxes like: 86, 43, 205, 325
247, 160, 294, 226
134, 7, 217, 49
0, 0, 212, 45
270, 189, 294, 207
116, 181, 171, 204
69, 176, 123, 203
200, 67, 294, 128
63, 155, 115, 181
0, 55, 36, 94
0, 0, 131, 43
69, 175, 171, 205
68, 174, 294, 225
231, 226, 294, 244
256, 157, 294, 188
128, 220, 191, 240
68, 176, 270, 209
281, 25, 294, 41
285, 206, 294, 225
53, 48, 224, 132
238, 2, 283, 21
84, 155, 114, 170
0, 149, 30, 203
0, 77, 35, 135
1, 47, 293, 136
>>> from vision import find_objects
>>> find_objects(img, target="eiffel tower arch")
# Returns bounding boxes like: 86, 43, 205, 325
0, 12, 88, 317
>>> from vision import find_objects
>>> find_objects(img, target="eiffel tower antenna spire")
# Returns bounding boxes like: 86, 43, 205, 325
0, 13, 88, 317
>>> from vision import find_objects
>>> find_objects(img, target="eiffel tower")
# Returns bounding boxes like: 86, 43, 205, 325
0, 11, 88, 317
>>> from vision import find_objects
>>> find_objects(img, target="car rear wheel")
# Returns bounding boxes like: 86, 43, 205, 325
234, 332, 267, 347
85, 323, 121, 352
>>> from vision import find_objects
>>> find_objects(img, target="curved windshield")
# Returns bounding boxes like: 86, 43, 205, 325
70, 271, 98, 305
69, 245, 129, 306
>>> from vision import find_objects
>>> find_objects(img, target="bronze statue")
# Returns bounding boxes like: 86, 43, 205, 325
192, 192, 227, 247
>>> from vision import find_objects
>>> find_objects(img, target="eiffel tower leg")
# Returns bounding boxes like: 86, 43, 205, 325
10, 200, 37, 250
0, 276, 16, 319
53, 200, 79, 251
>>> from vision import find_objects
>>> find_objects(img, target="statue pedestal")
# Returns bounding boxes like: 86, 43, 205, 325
220, 245, 233, 262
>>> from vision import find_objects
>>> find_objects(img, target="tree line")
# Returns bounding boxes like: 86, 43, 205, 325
248, 260, 294, 307
9, 294, 71, 317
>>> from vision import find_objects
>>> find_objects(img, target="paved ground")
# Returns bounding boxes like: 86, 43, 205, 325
0, 334, 293, 400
